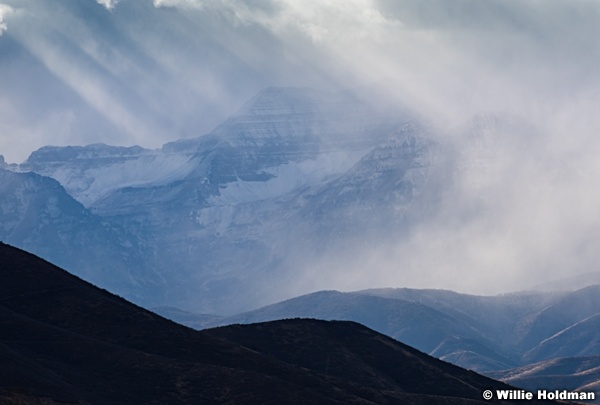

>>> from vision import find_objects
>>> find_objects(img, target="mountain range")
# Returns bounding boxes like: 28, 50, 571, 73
156, 285, 600, 366
1, 242, 532, 404
4, 86, 590, 315
154, 285, 600, 400
4, 85, 598, 316
1, 86, 442, 313
2, 85, 599, 400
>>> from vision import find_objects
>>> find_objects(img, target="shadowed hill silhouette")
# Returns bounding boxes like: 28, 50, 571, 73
0, 242, 553, 404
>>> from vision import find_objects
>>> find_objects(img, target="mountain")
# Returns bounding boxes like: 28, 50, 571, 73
522, 314, 600, 362
10, 86, 430, 314
5, 86, 593, 315
19, 87, 394, 209
152, 306, 224, 330
361, 287, 600, 365
0, 242, 527, 404
201, 290, 518, 371
0, 168, 162, 306
517, 285, 600, 356
179, 285, 600, 381
359, 287, 563, 349
294, 122, 436, 237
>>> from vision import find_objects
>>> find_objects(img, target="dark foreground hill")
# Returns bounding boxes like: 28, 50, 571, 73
0, 243, 551, 404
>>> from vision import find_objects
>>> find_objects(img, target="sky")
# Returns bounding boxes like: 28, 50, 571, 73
1, 0, 600, 296
1, 0, 600, 164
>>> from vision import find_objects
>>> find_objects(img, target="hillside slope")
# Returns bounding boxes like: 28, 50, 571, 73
0, 243, 531, 404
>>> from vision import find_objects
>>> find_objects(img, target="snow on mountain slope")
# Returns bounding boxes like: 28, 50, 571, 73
211, 86, 394, 146
20, 144, 199, 207
207, 149, 367, 207
0, 87, 464, 313
297, 123, 435, 226
3, 86, 533, 314
18, 88, 392, 210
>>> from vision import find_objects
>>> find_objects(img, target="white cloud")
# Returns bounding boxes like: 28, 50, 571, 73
146, 0, 600, 124
236, 0, 396, 43
152, 0, 398, 43
96, 0, 120, 11
0, 3, 13, 35
153, 0, 204, 8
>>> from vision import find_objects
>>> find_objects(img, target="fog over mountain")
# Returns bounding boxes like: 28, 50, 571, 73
2, 0, 600, 310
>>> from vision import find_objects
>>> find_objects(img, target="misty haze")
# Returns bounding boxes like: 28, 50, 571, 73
1, 1, 600, 403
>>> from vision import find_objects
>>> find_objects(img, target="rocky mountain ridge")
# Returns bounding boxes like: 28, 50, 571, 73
2, 87, 434, 313
2, 87, 595, 314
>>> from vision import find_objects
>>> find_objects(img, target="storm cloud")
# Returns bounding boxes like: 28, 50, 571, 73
1, 0, 600, 296
2, 0, 599, 160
